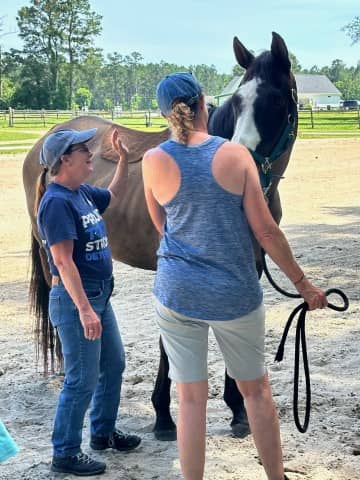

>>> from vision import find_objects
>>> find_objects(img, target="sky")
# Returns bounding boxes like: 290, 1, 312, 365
1, 0, 359, 73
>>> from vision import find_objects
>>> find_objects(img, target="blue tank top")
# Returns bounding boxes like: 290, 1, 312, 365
154, 136, 263, 320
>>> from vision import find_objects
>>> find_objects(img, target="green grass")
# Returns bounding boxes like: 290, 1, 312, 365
0, 130, 42, 141
0, 110, 359, 154
0, 148, 31, 154
0, 114, 168, 154
298, 110, 360, 132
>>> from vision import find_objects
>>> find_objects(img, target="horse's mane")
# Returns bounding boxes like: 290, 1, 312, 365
207, 97, 236, 140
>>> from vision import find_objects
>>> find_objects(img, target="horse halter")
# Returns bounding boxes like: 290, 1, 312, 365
248, 87, 297, 196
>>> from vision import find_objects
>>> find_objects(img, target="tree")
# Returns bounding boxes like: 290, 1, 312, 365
60, 0, 102, 107
104, 52, 127, 107
232, 64, 245, 78
0, 15, 17, 104
14, 66, 50, 108
17, 0, 102, 108
308, 65, 320, 74
17, 1, 65, 107
9, 51, 51, 108
75, 86, 92, 109
76, 48, 105, 108
342, 16, 360, 45
0, 77, 15, 108
123, 52, 144, 107
289, 52, 302, 73
327, 59, 347, 83
188, 64, 230, 96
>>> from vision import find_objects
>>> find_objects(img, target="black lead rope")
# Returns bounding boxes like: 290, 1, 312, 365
261, 250, 350, 432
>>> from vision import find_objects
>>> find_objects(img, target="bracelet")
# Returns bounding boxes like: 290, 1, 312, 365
293, 273, 305, 285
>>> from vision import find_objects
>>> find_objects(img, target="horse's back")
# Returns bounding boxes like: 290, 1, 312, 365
22, 115, 167, 269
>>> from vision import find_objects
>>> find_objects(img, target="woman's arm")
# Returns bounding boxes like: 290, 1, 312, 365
142, 150, 166, 235
50, 239, 102, 339
107, 129, 129, 208
242, 150, 327, 310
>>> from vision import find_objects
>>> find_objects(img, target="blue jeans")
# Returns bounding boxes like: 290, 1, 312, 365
49, 276, 125, 458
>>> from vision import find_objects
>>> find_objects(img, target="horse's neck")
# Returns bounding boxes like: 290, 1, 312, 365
208, 102, 235, 140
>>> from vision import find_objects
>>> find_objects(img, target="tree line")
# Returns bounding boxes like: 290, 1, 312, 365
0, 2, 359, 111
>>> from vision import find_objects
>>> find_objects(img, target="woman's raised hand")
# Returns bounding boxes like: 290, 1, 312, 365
111, 129, 129, 160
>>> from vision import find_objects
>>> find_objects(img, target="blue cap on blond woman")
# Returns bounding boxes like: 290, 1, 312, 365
156, 72, 202, 116
39, 128, 97, 169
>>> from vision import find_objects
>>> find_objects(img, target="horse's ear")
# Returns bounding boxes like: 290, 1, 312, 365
271, 32, 291, 73
99, 125, 121, 163
233, 36, 255, 69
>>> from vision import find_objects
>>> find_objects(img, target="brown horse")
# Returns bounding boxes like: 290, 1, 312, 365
23, 32, 297, 440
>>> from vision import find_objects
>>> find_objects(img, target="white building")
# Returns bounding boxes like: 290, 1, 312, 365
215, 74, 342, 110
295, 74, 341, 109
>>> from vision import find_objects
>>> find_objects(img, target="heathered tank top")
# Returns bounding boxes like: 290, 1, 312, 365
154, 135, 263, 320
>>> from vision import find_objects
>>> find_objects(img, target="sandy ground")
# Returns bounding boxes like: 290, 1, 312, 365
0, 138, 359, 479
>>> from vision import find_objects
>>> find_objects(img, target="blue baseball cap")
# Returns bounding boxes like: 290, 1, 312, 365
39, 128, 97, 168
156, 72, 202, 116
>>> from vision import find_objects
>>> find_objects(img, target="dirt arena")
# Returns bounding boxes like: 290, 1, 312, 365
0, 138, 359, 479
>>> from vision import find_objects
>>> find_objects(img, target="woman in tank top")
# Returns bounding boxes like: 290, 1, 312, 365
142, 72, 327, 480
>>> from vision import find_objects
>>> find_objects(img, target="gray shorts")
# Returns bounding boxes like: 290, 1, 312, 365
154, 298, 266, 383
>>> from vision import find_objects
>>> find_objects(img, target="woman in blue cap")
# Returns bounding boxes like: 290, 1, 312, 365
36, 128, 141, 476
142, 72, 327, 480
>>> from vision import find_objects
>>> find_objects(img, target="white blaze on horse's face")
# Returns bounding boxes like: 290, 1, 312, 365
231, 78, 261, 150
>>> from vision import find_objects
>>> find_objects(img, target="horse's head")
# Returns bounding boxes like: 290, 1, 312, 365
208, 32, 297, 194
232, 32, 297, 151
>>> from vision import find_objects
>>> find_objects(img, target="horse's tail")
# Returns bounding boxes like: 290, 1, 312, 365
29, 230, 60, 373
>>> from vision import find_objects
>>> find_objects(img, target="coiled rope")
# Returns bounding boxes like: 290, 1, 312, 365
261, 250, 349, 432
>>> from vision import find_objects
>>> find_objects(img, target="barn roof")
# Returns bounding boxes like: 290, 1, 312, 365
295, 74, 341, 95
216, 73, 341, 98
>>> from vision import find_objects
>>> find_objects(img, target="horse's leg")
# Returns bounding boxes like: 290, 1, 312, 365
151, 336, 177, 441
223, 370, 250, 437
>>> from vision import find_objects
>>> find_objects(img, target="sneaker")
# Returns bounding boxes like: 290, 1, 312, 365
51, 451, 106, 476
90, 429, 141, 452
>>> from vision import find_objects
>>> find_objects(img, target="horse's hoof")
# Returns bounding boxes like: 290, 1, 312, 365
153, 417, 177, 441
230, 413, 251, 438
154, 428, 177, 442
231, 421, 251, 438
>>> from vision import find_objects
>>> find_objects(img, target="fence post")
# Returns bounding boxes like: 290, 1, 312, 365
358, 108, 360, 129
8, 107, 13, 127
310, 108, 314, 129
41, 109, 46, 127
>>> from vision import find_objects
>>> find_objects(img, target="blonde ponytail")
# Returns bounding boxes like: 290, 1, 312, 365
167, 100, 197, 144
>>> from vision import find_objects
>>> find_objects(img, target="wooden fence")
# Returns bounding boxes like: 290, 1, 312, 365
298, 108, 360, 130
3, 108, 165, 129
1, 107, 359, 130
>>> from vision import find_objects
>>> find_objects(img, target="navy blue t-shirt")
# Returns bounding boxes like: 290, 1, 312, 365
37, 182, 112, 279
